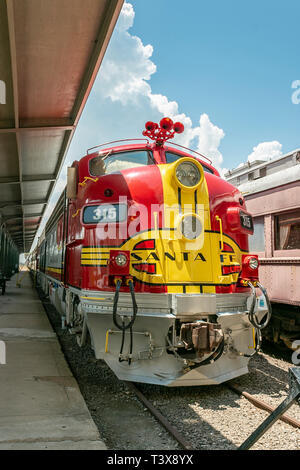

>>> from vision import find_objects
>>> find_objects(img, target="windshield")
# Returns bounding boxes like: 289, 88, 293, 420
89, 150, 154, 176
165, 151, 214, 174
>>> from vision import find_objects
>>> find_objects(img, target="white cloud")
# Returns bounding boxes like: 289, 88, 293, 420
96, 2, 225, 170
31, 1, 226, 249
193, 114, 225, 169
97, 3, 155, 106
219, 167, 229, 179
247, 141, 282, 163
149, 94, 180, 119
116, 1, 135, 32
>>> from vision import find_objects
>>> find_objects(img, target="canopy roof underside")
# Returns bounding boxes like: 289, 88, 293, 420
0, 0, 123, 252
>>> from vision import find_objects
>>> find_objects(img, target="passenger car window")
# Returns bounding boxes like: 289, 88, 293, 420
90, 150, 154, 176
275, 211, 300, 250
249, 216, 265, 252
165, 152, 214, 174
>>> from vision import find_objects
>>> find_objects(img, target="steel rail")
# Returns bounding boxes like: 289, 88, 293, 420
125, 381, 193, 450
226, 383, 300, 429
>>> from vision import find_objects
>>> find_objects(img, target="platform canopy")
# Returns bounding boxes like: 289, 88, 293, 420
0, 0, 123, 253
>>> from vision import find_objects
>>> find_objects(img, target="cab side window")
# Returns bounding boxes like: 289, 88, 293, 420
90, 150, 154, 176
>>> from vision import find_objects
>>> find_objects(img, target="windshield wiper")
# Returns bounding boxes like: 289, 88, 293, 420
147, 150, 155, 164
101, 150, 113, 161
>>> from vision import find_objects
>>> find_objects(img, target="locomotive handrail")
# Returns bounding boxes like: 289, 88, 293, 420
79, 176, 99, 187
165, 142, 213, 164
87, 139, 150, 154
215, 215, 224, 251
87, 139, 213, 167
71, 209, 81, 218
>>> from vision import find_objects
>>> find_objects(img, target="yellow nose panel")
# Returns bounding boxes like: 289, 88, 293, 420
157, 159, 214, 292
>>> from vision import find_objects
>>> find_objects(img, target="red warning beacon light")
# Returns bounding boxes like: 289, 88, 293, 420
143, 117, 184, 146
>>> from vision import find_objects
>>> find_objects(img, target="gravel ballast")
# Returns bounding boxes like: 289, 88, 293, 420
137, 352, 300, 450
40, 289, 300, 450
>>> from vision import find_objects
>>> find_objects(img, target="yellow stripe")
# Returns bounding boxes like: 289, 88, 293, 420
82, 248, 109, 253
46, 267, 62, 274
81, 254, 109, 260
81, 260, 107, 266
80, 296, 106, 300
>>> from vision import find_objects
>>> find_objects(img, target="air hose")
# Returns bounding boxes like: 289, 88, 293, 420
112, 278, 138, 364
247, 280, 272, 330
179, 337, 226, 372
239, 280, 272, 357
198, 337, 225, 366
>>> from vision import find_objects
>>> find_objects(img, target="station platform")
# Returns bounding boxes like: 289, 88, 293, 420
0, 272, 106, 450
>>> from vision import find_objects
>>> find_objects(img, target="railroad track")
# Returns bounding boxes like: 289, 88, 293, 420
40, 290, 299, 450
226, 383, 300, 430
125, 381, 193, 450
125, 380, 300, 450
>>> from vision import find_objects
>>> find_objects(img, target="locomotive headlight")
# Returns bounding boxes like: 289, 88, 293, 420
115, 253, 128, 266
175, 161, 201, 188
248, 257, 259, 270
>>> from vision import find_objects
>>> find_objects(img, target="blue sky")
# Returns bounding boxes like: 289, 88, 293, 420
67, 0, 300, 169
129, 0, 300, 164
32, 0, 300, 247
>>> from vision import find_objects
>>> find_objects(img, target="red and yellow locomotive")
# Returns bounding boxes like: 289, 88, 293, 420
34, 118, 271, 386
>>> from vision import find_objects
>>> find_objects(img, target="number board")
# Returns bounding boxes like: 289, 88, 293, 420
240, 211, 253, 232
83, 204, 127, 224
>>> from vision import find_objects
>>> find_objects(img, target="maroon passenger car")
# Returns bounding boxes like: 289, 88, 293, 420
225, 149, 300, 349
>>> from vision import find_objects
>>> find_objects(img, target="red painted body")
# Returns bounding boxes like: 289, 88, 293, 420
37, 140, 258, 295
